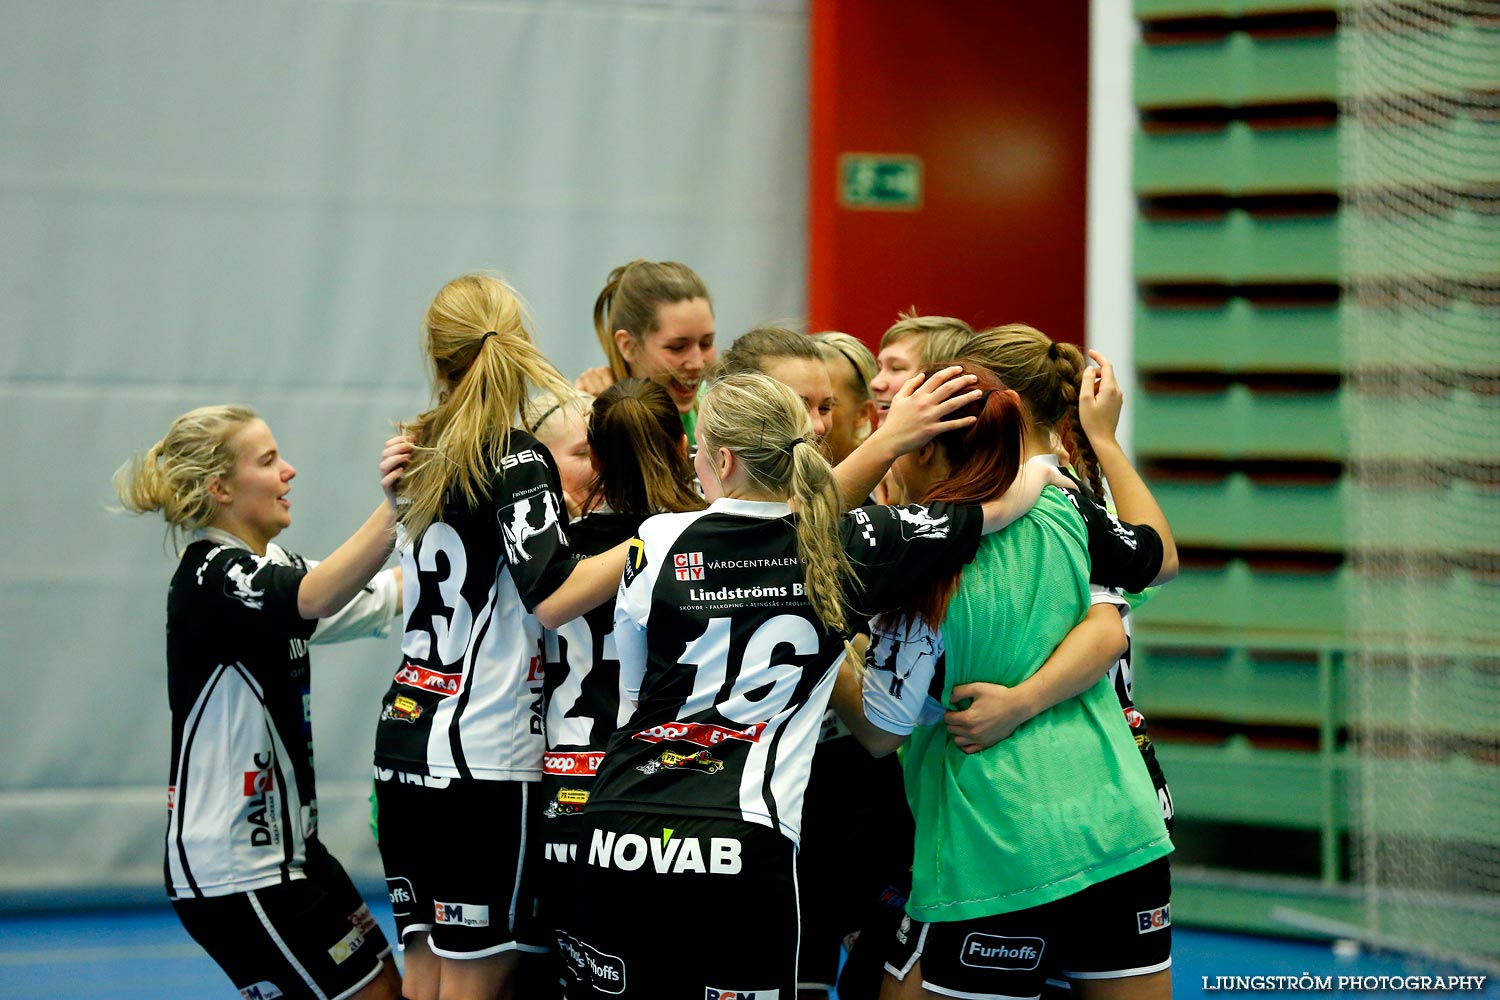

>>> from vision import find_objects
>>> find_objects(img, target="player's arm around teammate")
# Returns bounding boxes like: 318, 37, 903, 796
372, 273, 629, 1000
940, 346, 1177, 752
115, 406, 407, 1000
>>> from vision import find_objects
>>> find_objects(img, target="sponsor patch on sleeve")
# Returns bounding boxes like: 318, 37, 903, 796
623, 538, 647, 587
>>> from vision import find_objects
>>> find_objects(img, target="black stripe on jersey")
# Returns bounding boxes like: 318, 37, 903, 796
760, 714, 792, 833
449, 598, 497, 781
174, 663, 233, 899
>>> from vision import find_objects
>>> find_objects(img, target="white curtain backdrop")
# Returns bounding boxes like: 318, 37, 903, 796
0, 0, 807, 904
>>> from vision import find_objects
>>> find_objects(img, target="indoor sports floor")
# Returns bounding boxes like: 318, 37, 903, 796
0, 898, 1488, 1000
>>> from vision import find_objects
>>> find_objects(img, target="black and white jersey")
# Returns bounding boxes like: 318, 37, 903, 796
862, 585, 1131, 734
164, 528, 400, 899
1035, 457, 1163, 596
585, 498, 981, 844
540, 510, 644, 824
373, 431, 575, 782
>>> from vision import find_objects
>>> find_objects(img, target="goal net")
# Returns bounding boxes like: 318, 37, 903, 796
1340, 0, 1500, 968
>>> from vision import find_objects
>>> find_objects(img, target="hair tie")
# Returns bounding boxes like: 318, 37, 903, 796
788, 437, 805, 450
481, 331, 499, 345
1047, 342, 1059, 361
526, 401, 563, 434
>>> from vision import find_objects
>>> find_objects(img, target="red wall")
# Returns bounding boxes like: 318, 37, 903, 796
809, 0, 1090, 349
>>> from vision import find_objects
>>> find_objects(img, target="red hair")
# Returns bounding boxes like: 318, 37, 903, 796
897, 363, 1027, 627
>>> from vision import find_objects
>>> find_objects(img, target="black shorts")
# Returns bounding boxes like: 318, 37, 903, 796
374, 770, 546, 960
885, 856, 1172, 999
172, 839, 391, 1000
797, 734, 911, 989
567, 811, 798, 999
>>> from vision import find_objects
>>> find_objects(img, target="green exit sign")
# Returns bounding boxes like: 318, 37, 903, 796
839, 153, 923, 210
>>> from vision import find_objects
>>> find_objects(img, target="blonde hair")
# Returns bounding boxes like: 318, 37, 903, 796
524, 388, 593, 441
811, 331, 876, 405
698, 373, 855, 636
113, 404, 258, 543
960, 323, 1104, 497
401, 273, 577, 541
592, 259, 712, 381
878, 310, 975, 362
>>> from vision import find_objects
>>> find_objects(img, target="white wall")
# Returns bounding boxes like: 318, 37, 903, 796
1086, 0, 1138, 454
0, 0, 807, 904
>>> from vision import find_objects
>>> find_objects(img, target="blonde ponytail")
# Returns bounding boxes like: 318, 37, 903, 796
401, 273, 576, 542
112, 404, 258, 543
698, 373, 855, 636
788, 438, 852, 636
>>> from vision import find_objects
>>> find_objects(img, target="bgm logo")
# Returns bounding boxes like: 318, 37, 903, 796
386, 876, 415, 917
434, 901, 490, 928
500, 490, 565, 564
959, 933, 1044, 971
673, 551, 705, 581
1137, 904, 1171, 934
240, 983, 284, 1000
706, 990, 780, 999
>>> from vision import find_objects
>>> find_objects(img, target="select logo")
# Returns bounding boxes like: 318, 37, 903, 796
1137, 904, 1171, 934
959, 933, 1044, 971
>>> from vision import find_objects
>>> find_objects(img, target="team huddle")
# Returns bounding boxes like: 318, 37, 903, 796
115, 261, 1180, 1000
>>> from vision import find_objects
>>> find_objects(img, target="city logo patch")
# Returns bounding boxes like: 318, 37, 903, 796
386, 877, 415, 917
240, 983, 283, 1000
959, 933, 1044, 971
707, 990, 779, 999
1137, 904, 1171, 934
673, 551, 706, 581
434, 901, 490, 928
500, 490, 565, 564
623, 538, 648, 586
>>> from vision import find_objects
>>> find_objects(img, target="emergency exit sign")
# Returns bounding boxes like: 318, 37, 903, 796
839, 154, 923, 210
